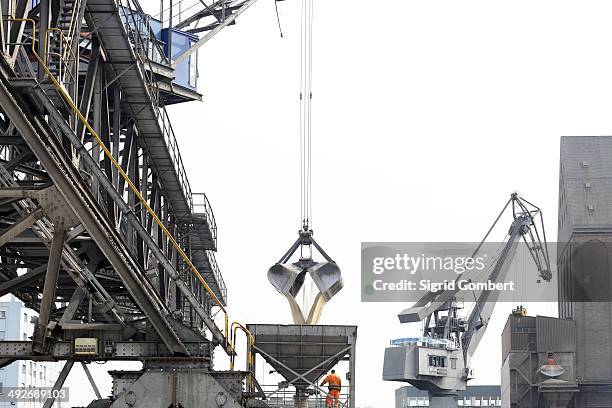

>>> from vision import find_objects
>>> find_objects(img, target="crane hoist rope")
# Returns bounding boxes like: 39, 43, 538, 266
267, 0, 343, 324
299, 0, 314, 232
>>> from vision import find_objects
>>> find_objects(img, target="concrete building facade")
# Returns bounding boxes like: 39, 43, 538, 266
0, 295, 66, 408
557, 136, 612, 407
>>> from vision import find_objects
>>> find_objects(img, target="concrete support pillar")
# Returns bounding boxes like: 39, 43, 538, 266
429, 393, 459, 408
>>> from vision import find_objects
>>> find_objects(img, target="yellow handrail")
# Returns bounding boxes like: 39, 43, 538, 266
44, 28, 78, 85
8, 18, 233, 351
231, 322, 255, 391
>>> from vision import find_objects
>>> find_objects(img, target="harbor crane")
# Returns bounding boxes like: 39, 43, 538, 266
383, 193, 552, 408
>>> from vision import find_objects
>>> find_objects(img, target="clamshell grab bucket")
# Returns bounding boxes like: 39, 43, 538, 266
267, 230, 343, 324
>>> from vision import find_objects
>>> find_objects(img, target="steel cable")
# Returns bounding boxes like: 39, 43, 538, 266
299, 0, 314, 231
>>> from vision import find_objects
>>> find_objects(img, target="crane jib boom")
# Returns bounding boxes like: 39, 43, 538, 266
461, 215, 530, 364
396, 194, 551, 367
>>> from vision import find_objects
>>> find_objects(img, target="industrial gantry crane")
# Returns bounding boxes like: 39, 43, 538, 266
0, 0, 264, 407
383, 193, 552, 408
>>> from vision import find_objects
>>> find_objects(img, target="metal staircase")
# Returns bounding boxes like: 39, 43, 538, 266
45, 0, 83, 94
87, 0, 225, 301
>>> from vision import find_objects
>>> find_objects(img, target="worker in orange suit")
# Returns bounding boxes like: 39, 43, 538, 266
320, 369, 341, 408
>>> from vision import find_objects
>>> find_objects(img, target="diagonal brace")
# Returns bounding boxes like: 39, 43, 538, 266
0, 207, 43, 247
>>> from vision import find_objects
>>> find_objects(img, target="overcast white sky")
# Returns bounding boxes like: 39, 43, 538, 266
61, 1, 612, 407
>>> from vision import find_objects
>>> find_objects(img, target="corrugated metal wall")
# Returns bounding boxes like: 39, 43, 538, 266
502, 315, 536, 363
536, 316, 576, 353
